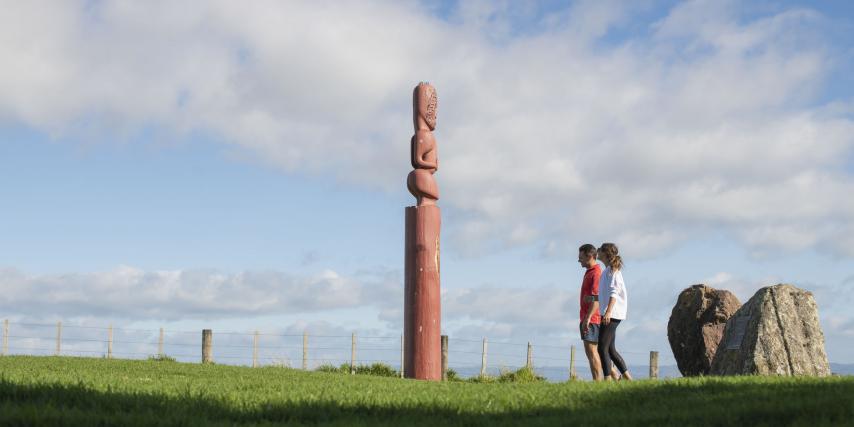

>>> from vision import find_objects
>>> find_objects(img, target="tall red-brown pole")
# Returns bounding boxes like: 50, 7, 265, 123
404, 82, 441, 380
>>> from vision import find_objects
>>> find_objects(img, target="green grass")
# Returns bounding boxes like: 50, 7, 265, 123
147, 354, 178, 363
0, 356, 852, 426
314, 362, 400, 377
457, 366, 547, 383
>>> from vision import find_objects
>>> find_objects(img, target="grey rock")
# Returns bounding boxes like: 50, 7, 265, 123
710, 284, 830, 376
668, 284, 742, 376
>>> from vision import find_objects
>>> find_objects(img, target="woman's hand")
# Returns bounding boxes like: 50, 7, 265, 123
603, 311, 612, 325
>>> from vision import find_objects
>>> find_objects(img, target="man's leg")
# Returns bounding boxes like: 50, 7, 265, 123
584, 341, 603, 381
580, 322, 603, 381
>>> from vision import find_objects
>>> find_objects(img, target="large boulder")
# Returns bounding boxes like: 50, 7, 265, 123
710, 284, 830, 376
667, 284, 741, 376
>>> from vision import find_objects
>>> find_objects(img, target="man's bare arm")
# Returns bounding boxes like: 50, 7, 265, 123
585, 298, 599, 324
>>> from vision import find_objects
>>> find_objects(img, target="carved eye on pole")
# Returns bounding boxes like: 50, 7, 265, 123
413, 82, 438, 131
424, 89, 437, 129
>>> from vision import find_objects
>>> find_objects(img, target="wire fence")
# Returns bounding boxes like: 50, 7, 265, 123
0, 319, 677, 381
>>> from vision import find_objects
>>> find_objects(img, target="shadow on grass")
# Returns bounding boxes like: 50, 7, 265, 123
0, 377, 852, 426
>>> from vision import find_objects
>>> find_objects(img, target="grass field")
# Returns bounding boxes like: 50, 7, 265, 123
1, 356, 852, 426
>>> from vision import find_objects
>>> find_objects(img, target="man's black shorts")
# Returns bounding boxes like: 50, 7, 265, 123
579, 322, 600, 343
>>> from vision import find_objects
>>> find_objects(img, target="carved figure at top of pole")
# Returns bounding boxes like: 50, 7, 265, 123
407, 82, 439, 206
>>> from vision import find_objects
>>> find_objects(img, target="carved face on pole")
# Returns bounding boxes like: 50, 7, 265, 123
413, 82, 437, 131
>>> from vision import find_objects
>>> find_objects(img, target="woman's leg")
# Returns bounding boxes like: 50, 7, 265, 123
597, 321, 616, 378
608, 320, 630, 379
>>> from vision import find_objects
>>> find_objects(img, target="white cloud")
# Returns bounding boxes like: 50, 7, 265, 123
0, 264, 669, 339
1, 0, 853, 260
0, 265, 400, 321
2, 265, 852, 363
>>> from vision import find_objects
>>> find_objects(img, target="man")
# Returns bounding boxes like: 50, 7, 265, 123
578, 243, 603, 381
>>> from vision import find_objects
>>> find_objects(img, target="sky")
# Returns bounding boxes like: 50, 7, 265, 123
1, 0, 853, 371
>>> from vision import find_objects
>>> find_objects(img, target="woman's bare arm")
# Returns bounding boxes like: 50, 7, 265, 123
604, 298, 616, 324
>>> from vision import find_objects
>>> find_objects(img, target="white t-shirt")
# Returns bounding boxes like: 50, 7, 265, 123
600, 266, 628, 320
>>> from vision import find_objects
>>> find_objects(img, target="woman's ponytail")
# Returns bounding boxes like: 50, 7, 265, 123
611, 254, 623, 271
599, 243, 623, 271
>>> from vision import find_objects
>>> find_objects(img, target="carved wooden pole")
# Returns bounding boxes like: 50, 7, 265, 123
404, 82, 442, 381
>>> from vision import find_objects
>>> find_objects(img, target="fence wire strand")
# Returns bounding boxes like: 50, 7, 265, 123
1, 320, 668, 380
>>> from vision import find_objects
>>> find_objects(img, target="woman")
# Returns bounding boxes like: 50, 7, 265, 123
597, 243, 632, 381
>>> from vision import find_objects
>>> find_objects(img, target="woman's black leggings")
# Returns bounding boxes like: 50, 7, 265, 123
598, 319, 628, 376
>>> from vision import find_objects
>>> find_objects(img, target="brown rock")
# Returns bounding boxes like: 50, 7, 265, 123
667, 284, 742, 376
710, 284, 830, 376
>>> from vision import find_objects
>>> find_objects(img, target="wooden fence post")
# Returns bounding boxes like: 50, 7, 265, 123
55, 321, 62, 356
252, 330, 259, 368
649, 351, 659, 379
350, 332, 356, 374
569, 345, 577, 380
480, 337, 488, 378
302, 331, 308, 370
158, 327, 164, 357
526, 342, 533, 371
441, 335, 448, 381
202, 329, 212, 364
2, 319, 8, 356
399, 334, 404, 379
107, 324, 113, 359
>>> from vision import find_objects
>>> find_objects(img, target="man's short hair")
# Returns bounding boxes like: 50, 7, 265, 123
579, 243, 597, 260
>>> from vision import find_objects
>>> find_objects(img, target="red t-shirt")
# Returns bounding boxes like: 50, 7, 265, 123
580, 264, 602, 324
